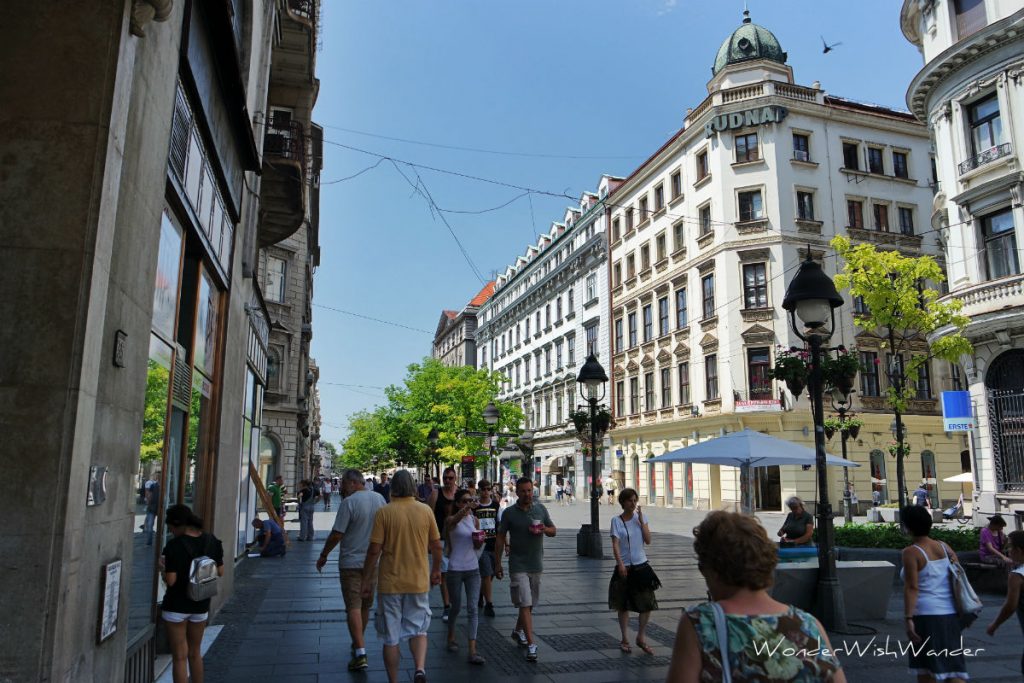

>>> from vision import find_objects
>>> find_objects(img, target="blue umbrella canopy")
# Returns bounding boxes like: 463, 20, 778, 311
645, 428, 859, 468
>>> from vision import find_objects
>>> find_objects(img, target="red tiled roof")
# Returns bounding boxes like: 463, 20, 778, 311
468, 281, 496, 307
443, 310, 458, 320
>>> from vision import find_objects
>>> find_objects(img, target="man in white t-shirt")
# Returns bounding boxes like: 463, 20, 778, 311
317, 469, 387, 672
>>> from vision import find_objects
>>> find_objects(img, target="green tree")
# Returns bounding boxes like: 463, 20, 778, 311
831, 237, 972, 508
340, 408, 394, 473
140, 359, 170, 463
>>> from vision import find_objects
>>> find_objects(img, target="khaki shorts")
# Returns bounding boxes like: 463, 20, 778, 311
375, 592, 431, 646
509, 571, 541, 608
340, 568, 375, 610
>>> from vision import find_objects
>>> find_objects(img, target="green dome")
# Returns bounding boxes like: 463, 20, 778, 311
712, 11, 787, 75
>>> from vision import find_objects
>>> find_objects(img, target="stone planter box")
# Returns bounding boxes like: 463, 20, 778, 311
771, 560, 897, 620
878, 507, 901, 523
867, 508, 884, 523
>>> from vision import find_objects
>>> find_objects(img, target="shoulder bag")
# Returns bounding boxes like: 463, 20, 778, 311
622, 514, 661, 592
941, 542, 982, 629
710, 602, 732, 683
187, 534, 220, 602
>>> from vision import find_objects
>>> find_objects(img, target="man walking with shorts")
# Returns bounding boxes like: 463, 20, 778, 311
316, 469, 386, 672
362, 470, 442, 683
494, 477, 556, 662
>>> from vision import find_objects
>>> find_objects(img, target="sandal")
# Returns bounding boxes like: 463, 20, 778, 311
636, 640, 655, 655
446, 641, 459, 653
619, 641, 632, 653
467, 653, 486, 665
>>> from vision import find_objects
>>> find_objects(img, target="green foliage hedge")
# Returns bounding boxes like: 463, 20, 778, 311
828, 523, 979, 552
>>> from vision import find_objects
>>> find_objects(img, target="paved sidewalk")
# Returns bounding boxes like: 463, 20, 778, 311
202, 497, 1021, 682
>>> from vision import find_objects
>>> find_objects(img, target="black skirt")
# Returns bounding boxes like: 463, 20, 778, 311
909, 614, 968, 679
608, 567, 658, 613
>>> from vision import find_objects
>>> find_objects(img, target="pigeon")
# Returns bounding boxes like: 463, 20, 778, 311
821, 36, 842, 54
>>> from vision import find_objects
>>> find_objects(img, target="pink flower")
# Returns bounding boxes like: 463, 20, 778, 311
873, 358, 881, 365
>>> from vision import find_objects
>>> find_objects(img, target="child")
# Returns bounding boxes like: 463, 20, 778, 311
986, 529, 1024, 676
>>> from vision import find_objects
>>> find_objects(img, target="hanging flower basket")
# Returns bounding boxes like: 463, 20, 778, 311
821, 346, 862, 397
824, 425, 835, 440
848, 424, 861, 439
569, 405, 611, 445
770, 347, 810, 398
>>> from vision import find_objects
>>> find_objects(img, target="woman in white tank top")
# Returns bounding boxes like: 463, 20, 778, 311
900, 505, 967, 683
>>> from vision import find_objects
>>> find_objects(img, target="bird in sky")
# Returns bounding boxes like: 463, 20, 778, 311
821, 36, 842, 54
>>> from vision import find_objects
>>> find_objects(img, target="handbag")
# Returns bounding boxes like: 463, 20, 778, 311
710, 602, 733, 683
941, 543, 982, 629
186, 535, 219, 602
621, 515, 661, 592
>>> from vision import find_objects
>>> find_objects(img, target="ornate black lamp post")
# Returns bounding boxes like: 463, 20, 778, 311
782, 255, 848, 631
830, 390, 857, 525
577, 354, 608, 558
483, 402, 500, 484
518, 428, 535, 479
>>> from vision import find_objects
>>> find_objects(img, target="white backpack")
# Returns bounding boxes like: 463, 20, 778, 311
186, 536, 219, 602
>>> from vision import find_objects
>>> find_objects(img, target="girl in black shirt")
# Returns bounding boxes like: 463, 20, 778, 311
161, 504, 224, 683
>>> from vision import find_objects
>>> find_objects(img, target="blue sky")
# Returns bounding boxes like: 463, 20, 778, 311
310, 0, 925, 446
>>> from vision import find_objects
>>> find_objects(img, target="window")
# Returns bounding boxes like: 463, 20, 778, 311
748, 347, 772, 399
535, 353, 541, 378
859, 351, 880, 397
545, 304, 551, 327
616, 380, 625, 416
612, 218, 621, 242
658, 297, 670, 336
626, 254, 636, 279
614, 319, 623, 351
544, 395, 551, 426
265, 256, 287, 303
702, 274, 715, 319
525, 317, 530, 338
613, 262, 622, 287
640, 244, 651, 271
699, 205, 712, 235
656, 233, 667, 262
556, 392, 564, 423
661, 368, 672, 408
626, 207, 635, 232
567, 287, 574, 312
629, 377, 639, 414
951, 363, 963, 391
982, 208, 1019, 279
586, 323, 598, 356
868, 147, 884, 175
545, 347, 551, 374
853, 295, 870, 316
847, 199, 864, 228
705, 354, 719, 400
524, 358, 530, 383
568, 336, 575, 365
628, 313, 638, 348
873, 203, 890, 231
642, 304, 653, 342
556, 297, 563, 321
639, 195, 650, 221
735, 133, 759, 163
743, 263, 768, 309
738, 190, 763, 222
842, 142, 860, 170
671, 171, 682, 198
555, 340, 563, 370
678, 363, 691, 404
654, 184, 665, 212
515, 324, 521, 345
793, 133, 810, 162
898, 207, 915, 235
673, 221, 684, 251
797, 191, 815, 221
535, 310, 541, 331
955, 0, 987, 39
696, 150, 709, 180
916, 358, 932, 399
644, 372, 655, 411
676, 288, 688, 328
515, 363, 520, 387
893, 151, 909, 178
481, 346, 487, 368
968, 94, 1002, 155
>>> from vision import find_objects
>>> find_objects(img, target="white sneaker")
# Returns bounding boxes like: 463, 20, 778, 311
526, 644, 538, 662
511, 629, 527, 647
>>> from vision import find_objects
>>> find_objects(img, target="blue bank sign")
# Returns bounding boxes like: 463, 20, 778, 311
941, 391, 974, 432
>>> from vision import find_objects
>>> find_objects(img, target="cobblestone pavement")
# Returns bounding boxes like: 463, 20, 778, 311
201, 495, 1021, 682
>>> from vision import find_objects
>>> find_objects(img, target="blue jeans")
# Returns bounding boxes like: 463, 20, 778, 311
299, 502, 314, 540
445, 569, 481, 641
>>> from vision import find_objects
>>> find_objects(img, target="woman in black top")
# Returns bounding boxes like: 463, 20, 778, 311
161, 504, 224, 683
777, 496, 815, 547
428, 466, 463, 621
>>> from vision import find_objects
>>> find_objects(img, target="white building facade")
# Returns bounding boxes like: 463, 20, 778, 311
902, 0, 1024, 520
476, 177, 618, 493
608, 12, 968, 512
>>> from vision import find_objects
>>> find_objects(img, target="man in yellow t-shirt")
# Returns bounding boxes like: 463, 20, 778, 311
362, 470, 441, 683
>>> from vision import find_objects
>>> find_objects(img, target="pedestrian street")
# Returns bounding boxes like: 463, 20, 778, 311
191, 498, 1022, 683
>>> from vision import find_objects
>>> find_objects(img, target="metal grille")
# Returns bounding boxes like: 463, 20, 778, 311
989, 389, 1024, 492
263, 119, 306, 170
168, 86, 191, 181
123, 633, 155, 683
171, 350, 191, 410
958, 142, 1012, 175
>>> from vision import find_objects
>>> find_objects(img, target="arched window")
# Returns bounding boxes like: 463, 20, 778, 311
986, 350, 1024, 491
259, 433, 281, 485
266, 348, 281, 391
869, 449, 889, 503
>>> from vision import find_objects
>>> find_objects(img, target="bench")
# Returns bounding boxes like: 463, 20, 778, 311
963, 562, 1009, 594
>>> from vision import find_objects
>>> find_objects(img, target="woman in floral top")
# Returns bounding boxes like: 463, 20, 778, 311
666, 511, 846, 682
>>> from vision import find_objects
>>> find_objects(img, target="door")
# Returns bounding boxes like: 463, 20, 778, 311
870, 449, 889, 503
755, 466, 781, 510
920, 450, 939, 507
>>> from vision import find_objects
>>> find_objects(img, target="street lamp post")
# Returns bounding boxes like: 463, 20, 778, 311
483, 401, 500, 484
782, 254, 848, 631
427, 428, 439, 481
577, 354, 608, 559
518, 428, 534, 479
831, 391, 855, 525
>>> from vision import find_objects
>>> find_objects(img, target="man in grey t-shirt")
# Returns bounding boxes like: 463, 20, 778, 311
495, 477, 555, 662
317, 469, 387, 672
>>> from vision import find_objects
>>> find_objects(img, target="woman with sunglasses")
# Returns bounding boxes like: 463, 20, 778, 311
428, 466, 463, 622
444, 491, 486, 664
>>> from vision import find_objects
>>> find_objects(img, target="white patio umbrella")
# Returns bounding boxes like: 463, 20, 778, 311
646, 428, 859, 513
943, 472, 974, 483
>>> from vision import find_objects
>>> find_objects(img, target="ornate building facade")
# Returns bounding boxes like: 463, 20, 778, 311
432, 281, 495, 368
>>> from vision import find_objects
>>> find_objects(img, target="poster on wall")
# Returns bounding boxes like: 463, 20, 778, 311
98, 560, 122, 643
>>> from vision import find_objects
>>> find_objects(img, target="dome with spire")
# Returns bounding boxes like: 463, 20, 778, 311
712, 10, 787, 76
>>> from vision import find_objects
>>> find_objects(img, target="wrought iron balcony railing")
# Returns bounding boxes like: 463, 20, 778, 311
264, 120, 306, 171
958, 142, 1012, 175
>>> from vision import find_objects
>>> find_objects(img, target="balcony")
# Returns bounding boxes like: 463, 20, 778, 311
259, 119, 307, 247
938, 274, 1024, 338
958, 143, 1013, 176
